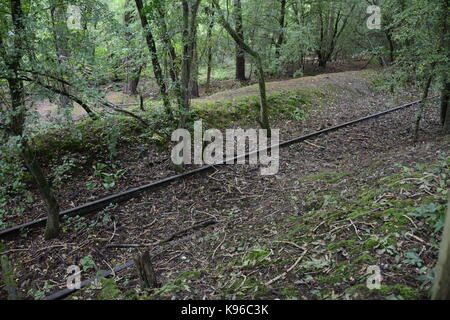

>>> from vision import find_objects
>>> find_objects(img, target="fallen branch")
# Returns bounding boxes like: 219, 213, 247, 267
106, 219, 217, 249
265, 249, 308, 286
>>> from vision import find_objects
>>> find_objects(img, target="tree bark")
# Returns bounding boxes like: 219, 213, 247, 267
233, 0, 246, 82
50, 0, 73, 109
414, 73, 433, 142
134, 251, 158, 289
205, 6, 214, 93
134, 0, 172, 116
123, 0, 143, 96
212, 0, 271, 135
3, 0, 61, 240
190, 40, 200, 98
22, 142, 61, 240
275, 0, 287, 58
443, 82, 450, 132
178, 0, 201, 129
432, 194, 450, 300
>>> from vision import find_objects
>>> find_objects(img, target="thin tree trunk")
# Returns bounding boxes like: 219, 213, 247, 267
123, 0, 142, 96
414, 74, 433, 142
205, 6, 214, 93
432, 194, 450, 300
134, 0, 172, 116
212, 0, 271, 135
275, 0, 287, 58
443, 82, 450, 132
190, 40, 200, 98
233, 0, 246, 82
50, 0, 73, 109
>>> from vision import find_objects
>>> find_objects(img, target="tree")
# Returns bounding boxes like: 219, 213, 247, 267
178, 0, 202, 128
0, 0, 61, 239
432, 194, 450, 300
135, 0, 172, 115
212, 0, 271, 135
123, 0, 144, 95
205, 5, 215, 93
50, 0, 73, 109
274, 0, 287, 59
314, 0, 355, 68
233, 0, 246, 82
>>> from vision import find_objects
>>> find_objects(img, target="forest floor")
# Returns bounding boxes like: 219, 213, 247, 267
1, 68, 449, 300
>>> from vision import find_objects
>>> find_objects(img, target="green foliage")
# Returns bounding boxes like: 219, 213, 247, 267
80, 255, 96, 272
93, 162, 127, 191
27, 281, 54, 300
154, 271, 201, 297
0, 139, 32, 229
97, 278, 121, 300
50, 156, 77, 189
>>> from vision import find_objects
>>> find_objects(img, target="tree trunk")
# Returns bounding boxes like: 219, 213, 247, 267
233, 0, 246, 82
212, 0, 271, 135
432, 194, 450, 300
135, 0, 172, 116
178, 0, 201, 129
22, 142, 61, 240
275, 0, 287, 58
190, 40, 200, 98
50, 0, 73, 109
205, 6, 214, 93
124, 65, 142, 96
414, 74, 433, 142
123, 0, 143, 96
134, 251, 158, 289
4, 0, 61, 240
444, 83, 450, 133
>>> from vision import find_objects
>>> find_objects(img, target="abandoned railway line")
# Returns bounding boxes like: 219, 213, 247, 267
0, 96, 437, 242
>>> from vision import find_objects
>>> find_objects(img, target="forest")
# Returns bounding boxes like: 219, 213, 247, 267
0, 0, 449, 302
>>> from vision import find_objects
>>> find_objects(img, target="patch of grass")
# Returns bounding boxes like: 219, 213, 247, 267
299, 171, 350, 184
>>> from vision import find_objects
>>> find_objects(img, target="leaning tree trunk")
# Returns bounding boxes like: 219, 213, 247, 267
4, 0, 61, 240
212, 0, 271, 135
135, 0, 172, 116
22, 142, 61, 240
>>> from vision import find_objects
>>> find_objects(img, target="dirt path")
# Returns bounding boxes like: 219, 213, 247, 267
195, 70, 377, 104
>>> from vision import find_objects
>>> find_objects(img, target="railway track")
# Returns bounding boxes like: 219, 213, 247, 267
0, 96, 437, 241
9, 95, 436, 300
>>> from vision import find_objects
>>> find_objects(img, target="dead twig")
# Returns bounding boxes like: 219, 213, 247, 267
106, 219, 217, 249
265, 250, 308, 286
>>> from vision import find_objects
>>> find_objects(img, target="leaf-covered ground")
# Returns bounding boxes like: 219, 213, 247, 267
1, 69, 449, 300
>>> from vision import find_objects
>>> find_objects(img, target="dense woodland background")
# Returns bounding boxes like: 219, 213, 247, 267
0, 0, 449, 300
